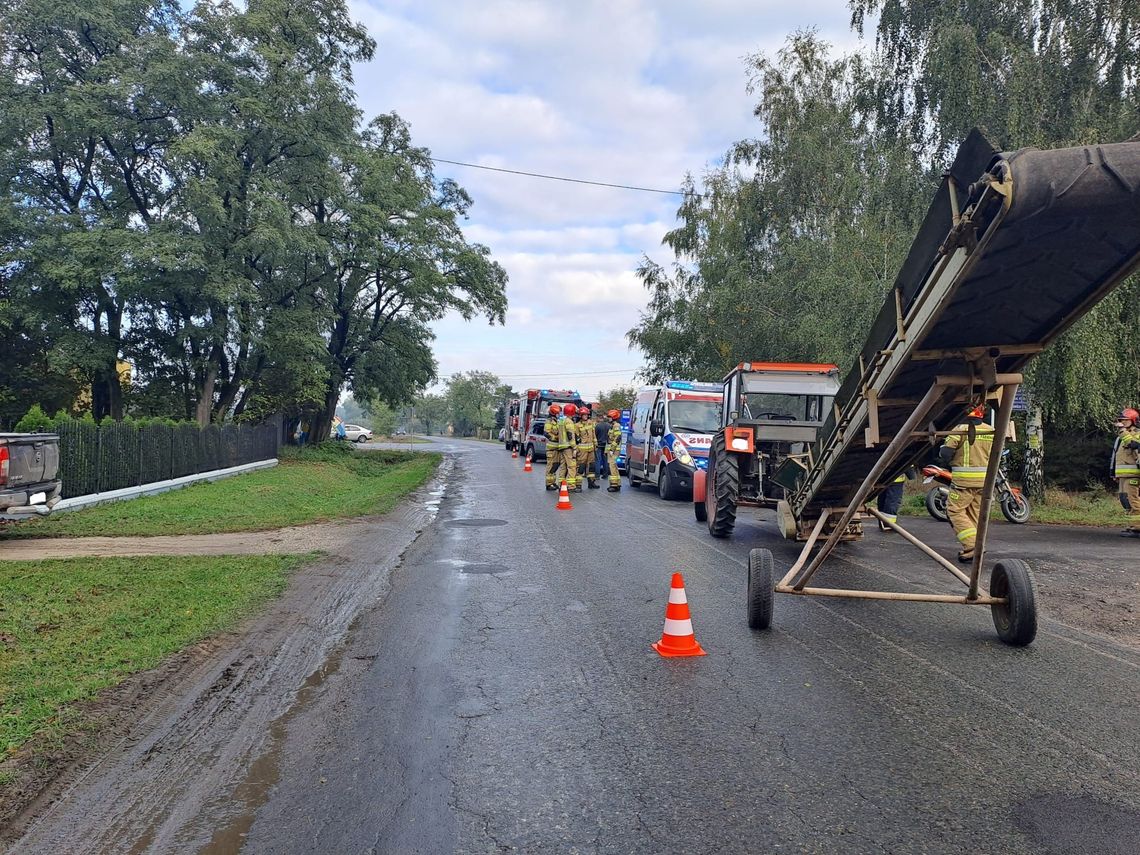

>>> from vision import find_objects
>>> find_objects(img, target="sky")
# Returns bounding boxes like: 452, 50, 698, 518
348, 1, 865, 401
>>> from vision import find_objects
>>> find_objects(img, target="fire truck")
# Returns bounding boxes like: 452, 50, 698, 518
506, 389, 584, 453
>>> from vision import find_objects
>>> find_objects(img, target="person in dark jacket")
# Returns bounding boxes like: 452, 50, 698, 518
594, 412, 610, 478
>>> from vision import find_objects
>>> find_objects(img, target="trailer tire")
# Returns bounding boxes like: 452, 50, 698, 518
706, 433, 738, 538
989, 559, 1038, 646
925, 486, 949, 522
747, 548, 774, 630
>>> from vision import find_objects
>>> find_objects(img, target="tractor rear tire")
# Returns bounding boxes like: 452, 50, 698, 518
989, 559, 1038, 646
747, 548, 774, 630
706, 433, 738, 538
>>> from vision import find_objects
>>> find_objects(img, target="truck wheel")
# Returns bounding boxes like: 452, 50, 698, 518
658, 467, 677, 501
706, 433, 738, 538
989, 559, 1038, 646
747, 548, 774, 630
925, 486, 949, 522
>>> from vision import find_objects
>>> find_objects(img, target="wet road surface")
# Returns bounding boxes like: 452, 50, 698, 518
9, 437, 1138, 854
243, 438, 1140, 853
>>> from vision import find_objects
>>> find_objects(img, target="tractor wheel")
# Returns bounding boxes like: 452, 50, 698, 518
989, 559, 1038, 646
747, 548, 774, 630
925, 486, 949, 522
706, 432, 738, 538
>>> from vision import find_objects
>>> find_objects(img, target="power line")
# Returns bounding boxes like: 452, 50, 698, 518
429, 157, 689, 196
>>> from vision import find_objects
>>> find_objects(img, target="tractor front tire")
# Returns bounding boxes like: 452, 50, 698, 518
706, 433, 738, 538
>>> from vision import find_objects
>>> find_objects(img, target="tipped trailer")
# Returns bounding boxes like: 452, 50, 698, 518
743, 130, 1140, 646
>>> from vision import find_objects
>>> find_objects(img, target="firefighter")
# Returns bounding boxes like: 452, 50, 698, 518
938, 403, 994, 563
576, 406, 599, 489
1112, 407, 1140, 536
559, 402, 580, 490
544, 403, 563, 490
605, 409, 623, 491
876, 468, 916, 531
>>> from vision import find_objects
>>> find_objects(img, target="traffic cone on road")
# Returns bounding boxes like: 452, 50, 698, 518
512, 447, 518, 459
652, 573, 707, 657
556, 480, 573, 510
523, 455, 533, 472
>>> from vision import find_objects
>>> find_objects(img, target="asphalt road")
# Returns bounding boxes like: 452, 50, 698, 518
229, 437, 1139, 854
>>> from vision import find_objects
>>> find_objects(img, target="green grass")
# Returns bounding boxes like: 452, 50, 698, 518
899, 485, 1126, 526
0, 554, 312, 757
0, 445, 440, 540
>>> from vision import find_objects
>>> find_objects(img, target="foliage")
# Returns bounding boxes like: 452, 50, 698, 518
409, 393, 448, 436
13, 405, 54, 433
630, 32, 930, 382
0, 0, 506, 432
596, 385, 638, 414
2, 448, 440, 538
444, 372, 511, 436
1, 554, 307, 755
362, 400, 397, 436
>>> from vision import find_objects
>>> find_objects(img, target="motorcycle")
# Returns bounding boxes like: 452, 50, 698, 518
921, 448, 1031, 524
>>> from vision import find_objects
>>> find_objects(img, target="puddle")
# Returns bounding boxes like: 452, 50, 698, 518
445, 518, 507, 527
197, 652, 345, 854
459, 563, 508, 575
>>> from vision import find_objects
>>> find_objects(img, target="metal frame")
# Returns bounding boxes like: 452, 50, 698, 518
775, 372, 1019, 608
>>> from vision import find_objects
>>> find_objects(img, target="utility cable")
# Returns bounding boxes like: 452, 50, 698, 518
429, 157, 689, 196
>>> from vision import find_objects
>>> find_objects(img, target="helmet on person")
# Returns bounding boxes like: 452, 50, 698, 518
578, 406, 591, 418
1117, 407, 1139, 426
968, 403, 986, 419
563, 403, 578, 417
608, 409, 620, 420
548, 403, 561, 416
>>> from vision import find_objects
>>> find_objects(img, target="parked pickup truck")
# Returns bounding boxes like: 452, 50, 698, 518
0, 432, 62, 516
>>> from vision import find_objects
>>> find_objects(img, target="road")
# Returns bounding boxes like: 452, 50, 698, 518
10, 437, 1140, 853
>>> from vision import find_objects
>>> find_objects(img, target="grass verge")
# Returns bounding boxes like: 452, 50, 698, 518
0, 444, 440, 539
1, 553, 313, 758
900, 485, 1126, 526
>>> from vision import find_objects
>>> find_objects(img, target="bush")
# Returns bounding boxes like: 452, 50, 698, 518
13, 404, 54, 433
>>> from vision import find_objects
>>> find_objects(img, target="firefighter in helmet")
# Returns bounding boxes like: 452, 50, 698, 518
575, 405, 599, 489
544, 404, 562, 490
559, 403, 580, 490
938, 402, 994, 563
1112, 407, 1140, 536
605, 409, 623, 491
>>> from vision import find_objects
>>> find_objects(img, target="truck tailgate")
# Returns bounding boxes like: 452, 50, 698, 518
0, 434, 60, 486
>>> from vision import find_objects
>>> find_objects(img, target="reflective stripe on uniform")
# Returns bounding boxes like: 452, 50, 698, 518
1115, 467, 1140, 477
956, 527, 977, 542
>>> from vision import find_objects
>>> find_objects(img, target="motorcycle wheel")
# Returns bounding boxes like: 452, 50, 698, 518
925, 486, 949, 522
1001, 491, 1031, 524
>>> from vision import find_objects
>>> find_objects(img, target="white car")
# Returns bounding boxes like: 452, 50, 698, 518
342, 424, 373, 443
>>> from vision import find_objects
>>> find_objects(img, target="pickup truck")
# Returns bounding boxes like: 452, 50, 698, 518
0, 432, 62, 516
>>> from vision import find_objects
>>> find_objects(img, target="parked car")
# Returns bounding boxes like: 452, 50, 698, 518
342, 424, 373, 443
395, 427, 407, 436
0, 432, 62, 516
523, 419, 549, 462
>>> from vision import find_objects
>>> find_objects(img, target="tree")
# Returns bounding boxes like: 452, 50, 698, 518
445, 371, 505, 436
362, 400, 397, 437
630, 32, 929, 381
597, 384, 637, 414
410, 393, 447, 436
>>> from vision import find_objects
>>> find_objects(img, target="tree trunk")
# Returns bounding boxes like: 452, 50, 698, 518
312, 373, 344, 447
195, 355, 220, 427
1023, 405, 1045, 502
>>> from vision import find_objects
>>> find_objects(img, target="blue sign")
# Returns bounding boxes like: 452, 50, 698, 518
1013, 388, 1030, 412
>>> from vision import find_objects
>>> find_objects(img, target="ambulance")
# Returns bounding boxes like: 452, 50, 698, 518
626, 381, 722, 500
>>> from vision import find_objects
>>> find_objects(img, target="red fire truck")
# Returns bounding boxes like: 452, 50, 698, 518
506, 389, 584, 453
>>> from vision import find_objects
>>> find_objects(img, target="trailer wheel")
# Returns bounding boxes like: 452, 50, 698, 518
747, 548, 773, 630
989, 559, 1038, 646
706, 433, 738, 538
925, 486, 949, 522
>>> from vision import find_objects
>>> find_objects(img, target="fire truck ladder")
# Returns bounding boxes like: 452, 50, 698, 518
749, 131, 1140, 645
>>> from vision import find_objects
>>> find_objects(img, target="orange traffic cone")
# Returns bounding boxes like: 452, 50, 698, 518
652, 573, 707, 657
512, 447, 518, 459
556, 480, 573, 510
523, 455, 533, 472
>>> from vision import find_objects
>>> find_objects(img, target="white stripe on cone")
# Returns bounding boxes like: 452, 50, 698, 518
668, 589, 688, 605
663, 618, 694, 636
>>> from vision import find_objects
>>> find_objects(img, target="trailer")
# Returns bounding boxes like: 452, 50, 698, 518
743, 130, 1140, 646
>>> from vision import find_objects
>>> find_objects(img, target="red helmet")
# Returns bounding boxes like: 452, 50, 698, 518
563, 403, 578, 417
608, 409, 620, 420
578, 406, 591, 417
968, 403, 986, 419
548, 403, 561, 416
1118, 408, 1139, 425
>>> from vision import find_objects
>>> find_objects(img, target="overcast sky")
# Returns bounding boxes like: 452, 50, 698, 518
349, 1, 864, 400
